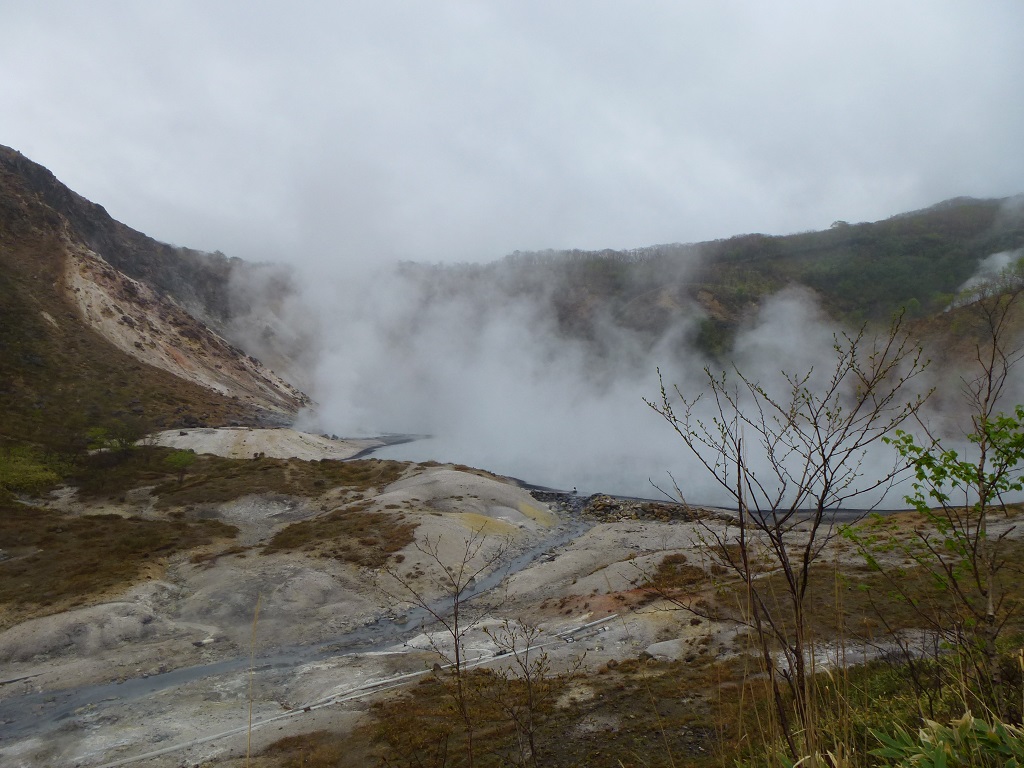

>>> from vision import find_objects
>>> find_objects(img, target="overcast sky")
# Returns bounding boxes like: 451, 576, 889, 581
4, 2, 1023, 265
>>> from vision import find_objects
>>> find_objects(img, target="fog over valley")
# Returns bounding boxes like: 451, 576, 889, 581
227, 242, 999, 505
6, 3, 1023, 504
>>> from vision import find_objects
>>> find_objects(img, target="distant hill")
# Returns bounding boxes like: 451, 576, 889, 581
402, 195, 1024, 357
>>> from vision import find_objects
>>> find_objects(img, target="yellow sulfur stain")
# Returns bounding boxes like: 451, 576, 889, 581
518, 502, 556, 527
454, 512, 517, 536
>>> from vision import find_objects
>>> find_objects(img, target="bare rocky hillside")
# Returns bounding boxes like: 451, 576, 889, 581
0, 145, 309, 444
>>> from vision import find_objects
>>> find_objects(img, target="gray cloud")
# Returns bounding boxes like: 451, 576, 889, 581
3, 2, 1023, 265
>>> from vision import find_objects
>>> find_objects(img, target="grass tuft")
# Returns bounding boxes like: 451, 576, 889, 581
0, 497, 236, 624
263, 502, 417, 568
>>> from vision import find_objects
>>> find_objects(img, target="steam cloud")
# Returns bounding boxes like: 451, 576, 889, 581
230, 255, 931, 506
222, 198, 1024, 507
956, 248, 1024, 295
297, 260, 704, 497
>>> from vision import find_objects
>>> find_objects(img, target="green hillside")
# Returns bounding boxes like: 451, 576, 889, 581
417, 196, 1024, 357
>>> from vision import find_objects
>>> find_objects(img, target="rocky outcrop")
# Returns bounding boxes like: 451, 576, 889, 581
530, 490, 703, 523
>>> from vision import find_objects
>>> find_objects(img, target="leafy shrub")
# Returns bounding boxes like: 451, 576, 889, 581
0, 446, 62, 494
871, 712, 1024, 767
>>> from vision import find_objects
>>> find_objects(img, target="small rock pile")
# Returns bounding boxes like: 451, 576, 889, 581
581, 494, 701, 523
530, 490, 588, 516
529, 490, 702, 523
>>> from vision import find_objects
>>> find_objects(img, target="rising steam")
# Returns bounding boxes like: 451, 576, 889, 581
228, 254, 922, 505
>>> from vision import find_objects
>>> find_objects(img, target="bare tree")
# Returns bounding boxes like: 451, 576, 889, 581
481, 618, 582, 768
379, 527, 511, 768
646, 314, 929, 760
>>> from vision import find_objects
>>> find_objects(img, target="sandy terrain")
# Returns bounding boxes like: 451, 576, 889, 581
0, 429, 729, 768
147, 427, 385, 461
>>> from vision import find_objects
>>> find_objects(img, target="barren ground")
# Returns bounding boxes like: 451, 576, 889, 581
147, 427, 385, 462
0, 429, 742, 768
7, 429, 980, 767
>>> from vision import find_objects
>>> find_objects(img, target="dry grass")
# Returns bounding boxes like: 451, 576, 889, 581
358, 658, 728, 768
70, 445, 182, 497
645, 552, 710, 591
0, 497, 236, 618
68, 447, 409, 504
721, 537, 1024, 645
352, 643, 1017, 768
263, 501, 417, 568
155, 456, 408, 506
258, 730, 374, 768
153, 456, 405, 505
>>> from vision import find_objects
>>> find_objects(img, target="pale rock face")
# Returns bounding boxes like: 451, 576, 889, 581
63, 240, 309, 419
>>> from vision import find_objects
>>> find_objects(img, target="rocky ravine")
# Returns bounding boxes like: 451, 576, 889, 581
64, 239, 309, 423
